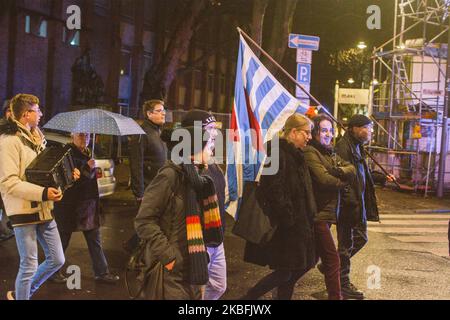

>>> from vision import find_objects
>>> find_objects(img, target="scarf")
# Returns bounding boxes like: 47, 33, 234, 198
182, 163, 223, 285
15, 120, 46, 153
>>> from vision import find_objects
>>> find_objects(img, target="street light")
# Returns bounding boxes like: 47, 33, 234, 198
357, 41, 367, 50
348, 78, 355, 84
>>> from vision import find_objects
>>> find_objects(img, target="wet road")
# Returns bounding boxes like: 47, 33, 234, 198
1, 182, 450, 300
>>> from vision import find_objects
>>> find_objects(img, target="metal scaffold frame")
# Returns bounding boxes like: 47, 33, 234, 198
370, 0, 450, 196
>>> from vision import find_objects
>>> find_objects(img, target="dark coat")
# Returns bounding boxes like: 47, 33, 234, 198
129, 119, 168, 199
244, 139, 317, 271
304, 140, 356, 223
54, 144, 100, 232
134, 161, 201, 300
335, 132, 382, 225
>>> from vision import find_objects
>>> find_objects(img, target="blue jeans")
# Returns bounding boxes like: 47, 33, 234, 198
204, 243, 227, 300
14, 220, 65, 300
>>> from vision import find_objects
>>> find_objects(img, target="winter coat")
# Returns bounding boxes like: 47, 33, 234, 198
134, 161, 201, 300
0, 119, 53, 227
53, 144, 101, 232
244, 138, 317, 271
129, 119, 168, 199
304, 140, 356, 223
335, 132, 383, 225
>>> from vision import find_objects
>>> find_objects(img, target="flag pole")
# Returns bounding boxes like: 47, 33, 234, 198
236, 27, 401, 189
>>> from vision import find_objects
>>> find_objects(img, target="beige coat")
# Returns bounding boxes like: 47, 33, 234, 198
0, 120, 54, 227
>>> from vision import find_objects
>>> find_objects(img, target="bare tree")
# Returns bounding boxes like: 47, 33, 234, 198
249, 0, 270, 50
141, 0, 210, 101
263, 0, 299, 76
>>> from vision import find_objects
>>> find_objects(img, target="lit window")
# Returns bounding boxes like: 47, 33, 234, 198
62, 28, 80, 47
38, 20, 47, 38
25, 15, 48, 38
25, 16, 31, 33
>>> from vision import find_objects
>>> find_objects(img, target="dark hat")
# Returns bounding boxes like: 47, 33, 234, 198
348, 114, 372, 128
163, 110, 215, 157
181, 109, 216, 128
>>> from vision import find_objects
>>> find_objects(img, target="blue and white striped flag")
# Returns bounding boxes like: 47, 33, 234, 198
225, 35, 308, 219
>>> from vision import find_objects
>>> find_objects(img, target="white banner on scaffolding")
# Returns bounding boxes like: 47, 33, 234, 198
338, 88, 370, 105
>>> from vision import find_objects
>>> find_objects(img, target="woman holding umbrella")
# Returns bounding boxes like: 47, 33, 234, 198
52, 132, 119, 284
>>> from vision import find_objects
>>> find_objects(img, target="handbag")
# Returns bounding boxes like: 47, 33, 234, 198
125, 240, 164, 300
232, 181, 278, 245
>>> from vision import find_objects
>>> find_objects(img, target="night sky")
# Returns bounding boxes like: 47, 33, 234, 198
290, 0, 396, 109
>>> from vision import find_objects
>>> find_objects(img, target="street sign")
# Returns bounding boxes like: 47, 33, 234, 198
297, 49, 312, 64
296, 83, 310, 100
297, 64, 311, 83
289, 34, 320, 51
338, 88, 370, 105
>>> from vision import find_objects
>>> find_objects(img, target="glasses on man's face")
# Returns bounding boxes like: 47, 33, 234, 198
28, 108, 43, 116
152, 108, 166, 114
299, 129, 312, 137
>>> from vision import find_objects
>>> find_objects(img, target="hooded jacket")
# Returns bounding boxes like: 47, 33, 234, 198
0, 118, 53, 227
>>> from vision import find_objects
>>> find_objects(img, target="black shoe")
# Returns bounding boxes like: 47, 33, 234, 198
341, 283, 364, 300
95, 273, 120, 284
48, 271, 67, 284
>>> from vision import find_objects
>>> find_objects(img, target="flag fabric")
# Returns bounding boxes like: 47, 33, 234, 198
225, 35, 308, 220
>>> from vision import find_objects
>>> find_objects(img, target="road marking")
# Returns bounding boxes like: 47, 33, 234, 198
368, 214, 449, 257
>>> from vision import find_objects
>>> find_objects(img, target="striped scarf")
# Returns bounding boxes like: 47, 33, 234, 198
183, 164, 223, 285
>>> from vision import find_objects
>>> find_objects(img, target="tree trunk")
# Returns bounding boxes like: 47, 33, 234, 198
263, 0, 298, 76
141, 0, 209, 102
249, 0, 269, 53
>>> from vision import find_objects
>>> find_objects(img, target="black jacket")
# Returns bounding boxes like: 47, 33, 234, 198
129, 119, 167, 198
335, 132, 383, 225
304, 140, 356, 223
244, 138, 317, 271
54, 144, 100, 232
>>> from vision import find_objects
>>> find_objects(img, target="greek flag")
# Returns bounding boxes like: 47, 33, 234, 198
225, 35, 308, 219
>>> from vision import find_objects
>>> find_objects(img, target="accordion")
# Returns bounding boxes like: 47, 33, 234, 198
26, 145, 76, 191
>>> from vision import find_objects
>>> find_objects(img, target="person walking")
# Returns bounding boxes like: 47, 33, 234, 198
241, 113, 317, 300
0, 94, 79, 300
304, 114, 356, 300
180, 110, 227, 300
52, 133, 119, 284
125, 100, 168, 253
335, 114, 394, 299
134, 110, 223, 300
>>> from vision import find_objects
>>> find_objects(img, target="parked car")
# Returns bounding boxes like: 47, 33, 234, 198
43, 130, 117, 198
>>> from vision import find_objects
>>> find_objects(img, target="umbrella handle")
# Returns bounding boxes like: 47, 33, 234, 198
92, 133, 96, 159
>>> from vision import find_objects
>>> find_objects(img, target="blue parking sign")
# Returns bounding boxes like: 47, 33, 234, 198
297, 64, 311, 83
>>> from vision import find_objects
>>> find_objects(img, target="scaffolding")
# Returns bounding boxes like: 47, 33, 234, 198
370, 0, 450, 195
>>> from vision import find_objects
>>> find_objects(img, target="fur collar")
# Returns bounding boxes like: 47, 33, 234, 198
279, 138, 305, 163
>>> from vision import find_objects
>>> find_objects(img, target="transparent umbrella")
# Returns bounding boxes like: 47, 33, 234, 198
43, 108, 145, 156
